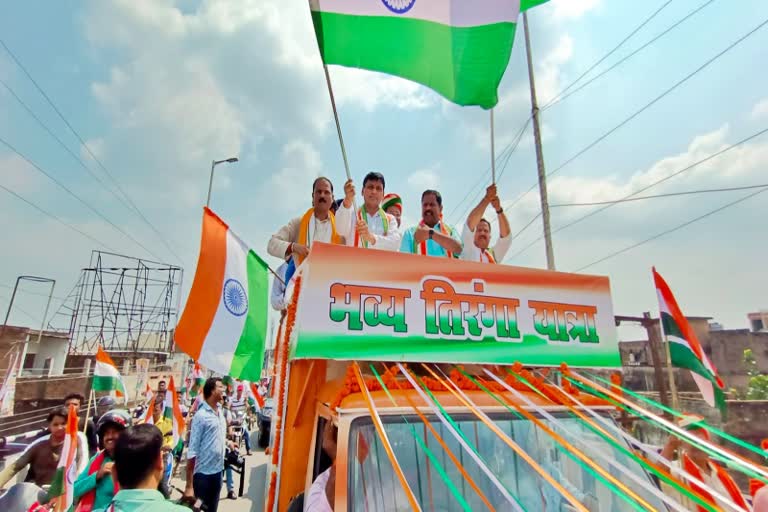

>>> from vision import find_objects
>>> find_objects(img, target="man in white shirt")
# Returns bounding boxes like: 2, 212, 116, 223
305, 422, 337, 511
461, 184, 511, 264
267, 177, 344, 265
336, 172, 401, 251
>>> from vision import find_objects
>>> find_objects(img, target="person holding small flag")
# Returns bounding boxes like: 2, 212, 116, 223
72, 409, 131, 512
461, 184, 511, 264
336, 172, 401, 251
400, 190, 462, 258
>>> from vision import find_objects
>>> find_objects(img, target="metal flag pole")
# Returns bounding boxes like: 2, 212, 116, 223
490, 109, 497, 183
321, 64, 352, 182
523, 11, 556, 270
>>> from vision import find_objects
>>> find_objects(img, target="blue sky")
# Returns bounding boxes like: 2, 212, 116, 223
1, 0, 767, 337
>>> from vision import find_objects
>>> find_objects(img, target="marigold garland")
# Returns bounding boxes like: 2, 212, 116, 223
265, 275, 301, 512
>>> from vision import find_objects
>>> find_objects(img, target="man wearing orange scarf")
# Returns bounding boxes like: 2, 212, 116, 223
336, 172, 401, 251
660, 414, 749, 511
399, 189, 462, 258
267, 177, 344, 266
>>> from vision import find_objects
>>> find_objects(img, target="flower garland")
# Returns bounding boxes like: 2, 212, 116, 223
265, 275, 301, 512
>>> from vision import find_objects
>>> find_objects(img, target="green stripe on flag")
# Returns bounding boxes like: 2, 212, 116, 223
229, 250, 269, 381
313, 12, 517, 109
521, 0, 551, 10
92, 375, 124, 392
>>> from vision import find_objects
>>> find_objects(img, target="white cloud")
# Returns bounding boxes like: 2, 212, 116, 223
331, 67, 438, 112
549, 0, 601, 21
0, 154, 44, 194
751, 98, 768, 120
407, 168, 440, 192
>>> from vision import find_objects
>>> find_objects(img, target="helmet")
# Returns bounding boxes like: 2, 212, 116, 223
97, 396, 116, 408
96, 409, 131, 435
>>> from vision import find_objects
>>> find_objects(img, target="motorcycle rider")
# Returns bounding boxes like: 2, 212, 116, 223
72, 409, 131, 512
0, 407, 88, 491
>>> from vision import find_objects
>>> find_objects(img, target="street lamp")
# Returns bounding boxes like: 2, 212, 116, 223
206, 157, 239, 208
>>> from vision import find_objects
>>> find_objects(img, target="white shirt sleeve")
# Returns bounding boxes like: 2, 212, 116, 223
305, 467, 333, 512
334, 203, 356, 247
493, 234, 513, 263
270, 263, 288, 311
459, 221, 479, 261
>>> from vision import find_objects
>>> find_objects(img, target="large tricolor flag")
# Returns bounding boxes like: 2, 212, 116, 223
48, 404, 79, 512
92, 346, 127, 402
653, 268, 727, 416
176, 208, 270, 381
311, 0, 549, 109
164, 377, 186, 448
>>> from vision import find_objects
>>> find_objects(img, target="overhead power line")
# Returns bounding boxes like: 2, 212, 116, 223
550, 183, 768, 207
0, 182, 117, 252
544, 0, 717, 111
542, 0, 678, 109
0, 135, 160, 260
0, 39, 183, 264
507, 125, 768, 260
573, 186, 768, 272
506, 15, 768, 213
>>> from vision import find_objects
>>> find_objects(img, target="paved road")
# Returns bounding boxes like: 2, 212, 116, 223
171, 431, 269, 512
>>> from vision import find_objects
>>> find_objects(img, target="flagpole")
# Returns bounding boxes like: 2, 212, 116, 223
490, 109, 496, 183
321, 64, 352, 182
658, 315, 681, 410
83, 388, 94, 434
523, 11, 556, 270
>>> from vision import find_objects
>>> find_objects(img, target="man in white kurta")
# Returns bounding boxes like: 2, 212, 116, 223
335, 171, 401, 251
460, 184, 512, 264
267, 177, 343, 264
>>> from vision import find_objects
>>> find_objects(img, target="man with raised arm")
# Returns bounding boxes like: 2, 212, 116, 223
267, 177, 344, 265
461, 184, 512, 264
336, 172, 401, 251
400, 189, 462, 257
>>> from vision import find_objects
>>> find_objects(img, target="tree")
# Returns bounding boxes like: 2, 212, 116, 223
743, 349, 768, 400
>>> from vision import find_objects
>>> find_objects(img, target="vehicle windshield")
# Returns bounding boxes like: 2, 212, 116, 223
348, 412, 666, 512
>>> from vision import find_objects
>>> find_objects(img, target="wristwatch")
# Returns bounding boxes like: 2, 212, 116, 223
428, 228, 435, 240
496, 207, 504, 214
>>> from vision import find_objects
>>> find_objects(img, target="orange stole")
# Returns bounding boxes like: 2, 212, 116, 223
295, 208, 341, 265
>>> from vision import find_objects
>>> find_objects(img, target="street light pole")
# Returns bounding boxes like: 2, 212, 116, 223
206, 157, 239, 208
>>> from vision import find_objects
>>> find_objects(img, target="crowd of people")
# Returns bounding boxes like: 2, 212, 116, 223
0, 376, 257, 512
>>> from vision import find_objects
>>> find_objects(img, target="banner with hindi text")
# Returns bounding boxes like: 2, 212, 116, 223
291, 243, 620, 367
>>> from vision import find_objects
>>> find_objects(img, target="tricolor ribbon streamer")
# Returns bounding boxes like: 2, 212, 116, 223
367, 364, 473, 511
585, 370, 768, 462
434, 365, 652, 512
352, 362, 422, 511
520, 369, 727, 512
420, 364, 588, 512
565, 368, 768, 484
396, 363, 524, 510
477, 368, 696, 512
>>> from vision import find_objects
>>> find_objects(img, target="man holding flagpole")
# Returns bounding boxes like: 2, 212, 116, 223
461, 184, 512, 264
336, 172, 401, 251
267, 177, 344, 264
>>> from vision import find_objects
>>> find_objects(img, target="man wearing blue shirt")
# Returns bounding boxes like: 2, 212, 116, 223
184, 377, 230, 512
400, 189, 462, 258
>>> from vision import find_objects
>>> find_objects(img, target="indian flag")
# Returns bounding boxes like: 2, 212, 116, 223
311, 0, 549, 109
141, 384, 155, 424
654, 268, 727, 416
92, 346, 127, 401
164, 377, 186, 448
48, 404, 79, 512
189, 362, 205, 397
175, 208, 269, 382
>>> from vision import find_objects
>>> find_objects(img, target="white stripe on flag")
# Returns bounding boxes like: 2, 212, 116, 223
690, 371, 716, 408
199, 230, 249, 376
311, 0, 520, 27
94, 360, 121, 378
